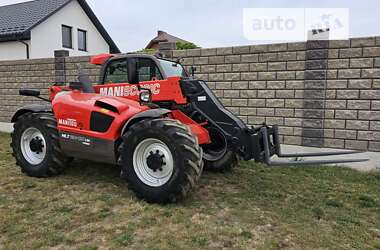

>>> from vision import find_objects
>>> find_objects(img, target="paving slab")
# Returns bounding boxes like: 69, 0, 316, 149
0, 122, 13, 133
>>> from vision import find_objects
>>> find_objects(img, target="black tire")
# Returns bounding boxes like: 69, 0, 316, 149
203, 150, 238, 172
118, 118, 202, 203
11, 112, 69, 177
201, 126, 239, 172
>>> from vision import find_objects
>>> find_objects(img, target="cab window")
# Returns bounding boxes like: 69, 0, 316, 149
158, 59, 188, 78
137, 59, 163, 82
104, 60, 128, 84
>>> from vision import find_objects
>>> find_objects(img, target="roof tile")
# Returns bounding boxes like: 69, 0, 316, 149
0, 0, 70, 38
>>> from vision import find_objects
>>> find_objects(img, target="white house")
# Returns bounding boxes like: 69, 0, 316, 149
0, 0, 120, 60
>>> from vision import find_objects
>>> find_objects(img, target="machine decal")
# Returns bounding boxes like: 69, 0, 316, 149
99, 83, 161, 97
197, 96, 207, 102
60, 133, 91, 146
58, 118, 77, 128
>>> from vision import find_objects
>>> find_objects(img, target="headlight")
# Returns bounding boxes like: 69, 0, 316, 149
139, 89, 152, 103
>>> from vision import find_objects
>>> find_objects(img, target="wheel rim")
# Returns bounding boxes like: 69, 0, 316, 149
133, 138, 174, 187
20, 127, 47, 165
202, 127, 228, 161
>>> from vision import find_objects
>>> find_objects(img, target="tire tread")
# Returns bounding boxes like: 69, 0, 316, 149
11, 112, 68, 177
118, 118, 202, 203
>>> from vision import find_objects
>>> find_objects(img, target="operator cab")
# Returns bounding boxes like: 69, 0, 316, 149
85, 54, 190, 105
94, 54, 188, 85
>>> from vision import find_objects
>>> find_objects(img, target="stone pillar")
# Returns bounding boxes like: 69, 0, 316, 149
54, 50, 69, 85
302, 36, 329, 147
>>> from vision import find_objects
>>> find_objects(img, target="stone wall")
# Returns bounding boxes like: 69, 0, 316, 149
0, 36, 379, 151
165, 37, 380, 151
0, 53, 100, 122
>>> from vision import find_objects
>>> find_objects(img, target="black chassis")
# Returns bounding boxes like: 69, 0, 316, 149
179, 79, 270, 162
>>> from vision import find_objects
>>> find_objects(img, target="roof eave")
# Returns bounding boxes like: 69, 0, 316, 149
22, 0, 120, 53
0, 31, 30, 42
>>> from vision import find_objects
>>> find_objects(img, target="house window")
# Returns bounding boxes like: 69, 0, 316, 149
62, 25, 72, 49
78, 29, 87, 51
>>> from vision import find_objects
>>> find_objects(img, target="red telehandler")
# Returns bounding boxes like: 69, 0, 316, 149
10, 53, 367, 203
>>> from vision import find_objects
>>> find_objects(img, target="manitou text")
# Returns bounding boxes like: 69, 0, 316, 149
99, 83, 161, 97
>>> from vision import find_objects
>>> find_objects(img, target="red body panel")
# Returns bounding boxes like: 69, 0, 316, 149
49, 85, 70, 101
51, 89, 210, 145
170, 110, 211, 144
93, 76, 187, 105
91, 78, 209, 144
52, 91, 150, 141
49, 56, 210, 145
90, 54, 114, 65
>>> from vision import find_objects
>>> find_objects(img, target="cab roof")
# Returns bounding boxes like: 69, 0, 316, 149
90, 53, 176, 66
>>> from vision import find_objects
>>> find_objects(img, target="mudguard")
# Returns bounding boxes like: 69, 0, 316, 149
121, 108, 171, 135
11, 104, 52, 122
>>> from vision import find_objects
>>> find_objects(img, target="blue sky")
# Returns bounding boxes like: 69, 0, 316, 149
1, 0, 379, 52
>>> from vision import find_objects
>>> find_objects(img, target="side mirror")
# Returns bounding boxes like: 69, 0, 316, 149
19, 89, 49, 102
19, 89, 40, 97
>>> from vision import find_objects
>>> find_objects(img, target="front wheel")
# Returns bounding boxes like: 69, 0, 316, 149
118, 118, 203, 203
11, 112, 69, 177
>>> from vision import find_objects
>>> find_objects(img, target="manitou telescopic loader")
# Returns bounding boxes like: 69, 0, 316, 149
10, 53, 367, 203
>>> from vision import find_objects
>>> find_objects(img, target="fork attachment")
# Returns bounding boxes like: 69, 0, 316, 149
256, 125, 368, 166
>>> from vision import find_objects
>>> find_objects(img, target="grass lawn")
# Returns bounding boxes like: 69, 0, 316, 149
0, 132, 379, 250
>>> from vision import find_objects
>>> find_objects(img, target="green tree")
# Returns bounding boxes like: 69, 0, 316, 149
176, 42, 199, 50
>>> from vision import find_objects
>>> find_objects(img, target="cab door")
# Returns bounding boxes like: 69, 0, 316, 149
94, 57, 163, 101
93, 58, 136, 98
94, 57, 187, 104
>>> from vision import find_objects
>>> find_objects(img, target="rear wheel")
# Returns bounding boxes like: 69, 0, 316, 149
203, 150, 238, 172
11, 112, 69, 177
118, 118, 203, 203
202, 127, 238, 172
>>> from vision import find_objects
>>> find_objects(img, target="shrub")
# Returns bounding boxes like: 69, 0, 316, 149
135, 48, 156, 54
176, 41, 199, 50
